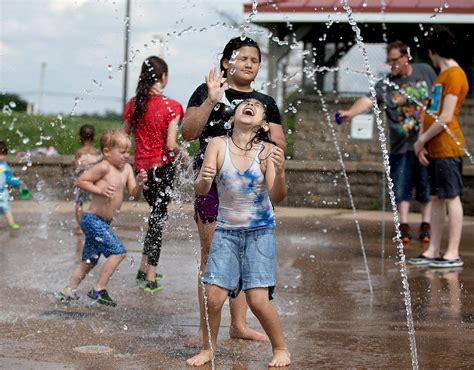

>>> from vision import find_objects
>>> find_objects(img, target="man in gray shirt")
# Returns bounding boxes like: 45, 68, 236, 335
339, 40, 436, 245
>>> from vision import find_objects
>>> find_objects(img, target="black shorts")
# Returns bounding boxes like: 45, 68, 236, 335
428, 157, 463, 199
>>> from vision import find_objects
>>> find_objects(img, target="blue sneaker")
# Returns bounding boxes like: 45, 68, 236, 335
408, 254, 437, 266
87, 288, 117, 307
429, 257, 464, 268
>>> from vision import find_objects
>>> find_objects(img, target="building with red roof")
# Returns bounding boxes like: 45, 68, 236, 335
244, 0, 473, 99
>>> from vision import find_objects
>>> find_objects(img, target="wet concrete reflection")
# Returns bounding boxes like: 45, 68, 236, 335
0, 201, 473, 368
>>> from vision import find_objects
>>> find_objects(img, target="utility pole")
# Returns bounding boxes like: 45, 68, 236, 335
122, 0, 131, 111
153, 34, 165, 57
37, 62, 47, 114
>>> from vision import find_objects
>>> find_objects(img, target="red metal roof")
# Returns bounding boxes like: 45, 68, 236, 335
244, 0, 474, 14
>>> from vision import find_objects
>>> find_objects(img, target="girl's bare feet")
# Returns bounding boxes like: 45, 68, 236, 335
229, 325, 269, 342
268, 348, 291, 367
186, 350, 212, 367
186, 326, 268, 348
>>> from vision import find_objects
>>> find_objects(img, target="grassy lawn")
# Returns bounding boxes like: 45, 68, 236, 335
0, 112, 122, 155
0, 111, 293, 157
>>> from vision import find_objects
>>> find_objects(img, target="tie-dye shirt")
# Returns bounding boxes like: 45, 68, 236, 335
216, 137, 275, 230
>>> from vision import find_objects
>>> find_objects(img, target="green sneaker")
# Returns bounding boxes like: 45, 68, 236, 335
136, 270, 164, 285
143, 281, 163, 293
136, 270, 147, 285
55, 291, 83, 305
87, 288, 117, 307
9, 223, 20, 230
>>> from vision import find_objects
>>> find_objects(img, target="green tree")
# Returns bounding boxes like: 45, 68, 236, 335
0, 92, 29, 112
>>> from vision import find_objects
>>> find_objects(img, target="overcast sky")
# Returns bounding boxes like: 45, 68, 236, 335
1, 0, 264, 115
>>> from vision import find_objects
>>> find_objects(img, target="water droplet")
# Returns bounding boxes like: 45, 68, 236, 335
2, 105, 12, 115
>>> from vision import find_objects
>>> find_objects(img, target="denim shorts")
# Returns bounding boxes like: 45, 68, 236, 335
202, 225, 276, 300
389, 151, 430, 203
428, 157, 463, 198
81, 213, 126, 263
194, 183, 219, 224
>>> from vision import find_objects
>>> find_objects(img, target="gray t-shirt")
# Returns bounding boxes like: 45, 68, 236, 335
374, 63, 436, 155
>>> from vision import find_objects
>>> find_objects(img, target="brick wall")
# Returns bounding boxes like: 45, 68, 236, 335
288, 96, 474, 214
6, 154, 474, 216
5, 95, 474, 216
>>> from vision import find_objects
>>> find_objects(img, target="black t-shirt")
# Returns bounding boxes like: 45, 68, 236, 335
187, 83, 282, 170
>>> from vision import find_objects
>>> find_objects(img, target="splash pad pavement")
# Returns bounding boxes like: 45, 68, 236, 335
1, 200, 473, 368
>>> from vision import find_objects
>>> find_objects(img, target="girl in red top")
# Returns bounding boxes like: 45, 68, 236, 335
123, 56, 184, 292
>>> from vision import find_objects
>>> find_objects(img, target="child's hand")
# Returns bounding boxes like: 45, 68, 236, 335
136, 169, 148, 186
269, 146, 285, 174
199, 165, 216, 182
102, 184, 117, 198
205, 68, 228, 104
337, 110, 352, 122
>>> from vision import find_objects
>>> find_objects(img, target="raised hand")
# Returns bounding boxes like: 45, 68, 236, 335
205, 67, 228, 104
269, 146, 285, 174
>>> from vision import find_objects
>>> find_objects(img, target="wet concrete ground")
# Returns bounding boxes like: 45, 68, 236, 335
1, 200, 473, 369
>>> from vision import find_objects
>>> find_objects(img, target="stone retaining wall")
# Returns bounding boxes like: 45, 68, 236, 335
293, 96, 474, 163
288, 95, 474, 214
6, 156, 474, 215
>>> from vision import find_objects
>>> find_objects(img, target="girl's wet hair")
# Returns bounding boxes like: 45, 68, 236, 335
220, 36, 262, 78
0, 140, 8, 155
131, 56, 168, 128
79, 124, 95, 143
100, 129, 130, 152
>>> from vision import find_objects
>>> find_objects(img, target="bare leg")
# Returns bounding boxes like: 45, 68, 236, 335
74, 204, 83, 234
443, 196, 463, 260
397, 200, 410, 224
229, 292, 269, 342
185, 218, 216, 347
5, 211, 15, 225
95, 253, 126, 291
186, 218, 267, 347
75, 233, 84, 257
64, 261, 95, 296
138, 255, 159, 282
186, 284, 228, 366
146, 263, 157, 282
420, 200, 432, 223
424, 196, 445, 258
246, 288, 290, 367
139, 254, 148, 273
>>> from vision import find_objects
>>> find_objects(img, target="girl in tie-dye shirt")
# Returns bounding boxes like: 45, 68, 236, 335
187, 98, 290, 367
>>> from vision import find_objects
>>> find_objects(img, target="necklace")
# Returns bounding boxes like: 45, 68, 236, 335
230, 136, 252, 151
